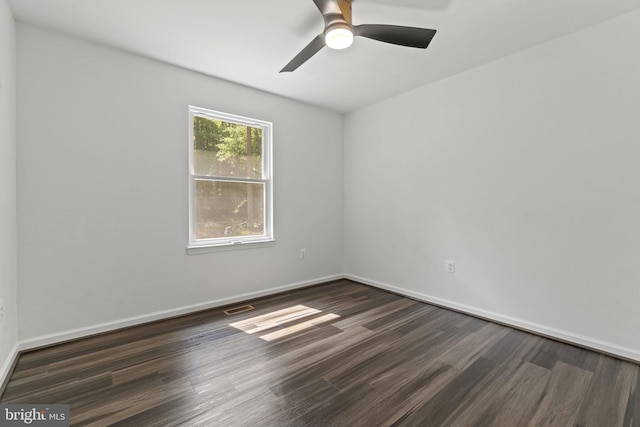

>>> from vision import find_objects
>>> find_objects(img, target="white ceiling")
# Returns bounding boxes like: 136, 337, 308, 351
8, 0, 640, 113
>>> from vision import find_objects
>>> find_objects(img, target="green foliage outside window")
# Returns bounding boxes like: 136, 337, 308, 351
193, 116, 264, 239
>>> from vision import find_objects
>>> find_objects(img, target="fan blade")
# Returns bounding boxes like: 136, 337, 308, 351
280, 35, 326, 73
312, 0, 343, 17
354, 24, 436, 48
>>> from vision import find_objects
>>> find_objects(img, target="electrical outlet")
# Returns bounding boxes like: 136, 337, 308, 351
299, 248, 306, 259
0, 299, 4, 322
445, 260, 455, 274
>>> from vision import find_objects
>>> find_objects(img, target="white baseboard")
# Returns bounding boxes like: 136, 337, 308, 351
18, 274, 343, 352
345, 274, 640, 363
9, 272, 640, 373
0, 341, 20, 393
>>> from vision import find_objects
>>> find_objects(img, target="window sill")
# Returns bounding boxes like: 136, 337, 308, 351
186, 239, 276, 255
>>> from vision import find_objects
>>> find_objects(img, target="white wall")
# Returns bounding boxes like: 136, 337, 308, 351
0, 0, 18, 379
13, 6, 640, 362
16, 24, 344, 342
345, 10, 640, 359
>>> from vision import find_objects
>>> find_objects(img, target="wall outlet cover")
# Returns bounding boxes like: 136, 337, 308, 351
445, 260, 455, 273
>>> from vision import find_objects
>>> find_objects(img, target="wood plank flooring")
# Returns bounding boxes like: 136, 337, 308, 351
2, 279, 639, 426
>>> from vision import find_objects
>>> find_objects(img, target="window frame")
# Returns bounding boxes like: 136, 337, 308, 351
187, 106, 274, 253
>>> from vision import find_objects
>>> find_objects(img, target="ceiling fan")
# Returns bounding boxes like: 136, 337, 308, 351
280, 0, 437, 72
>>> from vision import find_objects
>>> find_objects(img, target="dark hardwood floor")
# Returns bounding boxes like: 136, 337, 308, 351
2, 280, 639, 426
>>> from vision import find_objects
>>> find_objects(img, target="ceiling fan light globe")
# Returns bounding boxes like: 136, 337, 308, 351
325, 27, 354, 50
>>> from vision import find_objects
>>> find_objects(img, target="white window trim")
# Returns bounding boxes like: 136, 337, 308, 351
187, 106, 274, 254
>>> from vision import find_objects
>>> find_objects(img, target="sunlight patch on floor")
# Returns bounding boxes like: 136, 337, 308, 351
259, 313, 341, 342
229, 305, 340, 341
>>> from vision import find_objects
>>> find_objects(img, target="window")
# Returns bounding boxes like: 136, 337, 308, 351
188, 106, 273, 251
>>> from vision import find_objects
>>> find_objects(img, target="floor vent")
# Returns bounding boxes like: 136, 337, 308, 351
224, 305, 255, 315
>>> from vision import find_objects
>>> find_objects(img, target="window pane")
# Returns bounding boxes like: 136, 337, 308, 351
193, 116, 262, 179
194, 180, 265, 240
